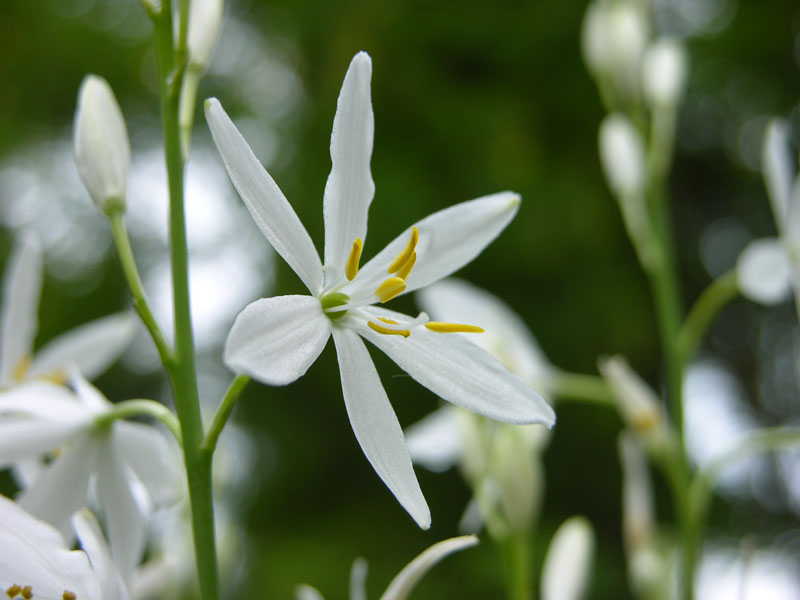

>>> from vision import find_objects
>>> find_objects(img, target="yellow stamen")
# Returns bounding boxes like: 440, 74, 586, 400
345, 238, 363, 281
377, 317, 399, 324
374, 277, 406, 303
387, 227, 419, 273
368, 321, 410, 338
395, 251, 416, 280
11, 355, 31, 383
7, 585, 22, 598
20, 587, 31, 600
424, 322, 484, 334
42, 369, 67, 386
63, 592, 76, 600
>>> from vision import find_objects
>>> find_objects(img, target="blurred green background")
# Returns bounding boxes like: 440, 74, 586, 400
1, 0, 800, 598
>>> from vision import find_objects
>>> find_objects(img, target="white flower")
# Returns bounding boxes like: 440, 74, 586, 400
0, 375, 180, 583
0, 495, 127, 600
295, 535, 477, 600
540, 516, 595, 600
205, 51, 554, 528
73, 75, 131, 215
187, 0, 224, 70
1, 233, 137, 390
642, 37, 688, 109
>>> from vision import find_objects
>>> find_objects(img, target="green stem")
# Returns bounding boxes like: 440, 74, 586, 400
499, 532, 531, 600
550, 370, 615, 406
202, 375, 250, 454
676, 271, 739, 361
107, 209, 173, 367
151, 4, 219, 600
94, 399, 182, 443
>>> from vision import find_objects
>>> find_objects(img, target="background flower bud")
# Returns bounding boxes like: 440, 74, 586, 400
73, 75, 130, 215
642, 37, 688, 108
540, 516, 595, 600
599, 113, 645, 198
187, 0, 224, 70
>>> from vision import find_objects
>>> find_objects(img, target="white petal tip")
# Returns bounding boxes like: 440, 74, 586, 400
204, 97, 221, 114
352, 51, 372, 66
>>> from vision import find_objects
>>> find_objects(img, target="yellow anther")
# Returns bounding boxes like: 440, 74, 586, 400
20, 587, 31, 600
42, 369, 67, 386
7, 585, 22, 598
374, 277, 406, 303
387, 227, 419, 273
368, 321, 410, 338
424, 322, 484, 334
345, 238, 363, 281
377, 317, 399, 325
63, 591, 76, 600
395, 251, 416, 280
11, 355, 31, 383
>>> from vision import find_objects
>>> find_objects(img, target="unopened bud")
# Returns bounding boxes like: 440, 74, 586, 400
599, 355, 662, 433
642, 37, 688, 108
736, 238, 791, 305
540, 516, 595, 600
599, 114, 645, 198
73, 75, 130, 215
187, 0, 224, 70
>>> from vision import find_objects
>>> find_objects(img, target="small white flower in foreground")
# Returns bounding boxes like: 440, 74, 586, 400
206, 51, 554, 528
0, 233, 136, 390
295, 535, 477, 600
0, 375, 179, 583
540, 516, 595, 600
0, 495, 127, 600
73, 74, 131, 215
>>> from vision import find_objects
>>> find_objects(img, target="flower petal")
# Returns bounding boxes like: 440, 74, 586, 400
29, 312, 137, 381
416, 278, 552, 388
331, 327, 430, 529
762, 119, 793, 230
0, 380, 87, 420
349, 558, 368, 600
379, 536, 478, 600
736, 238, 791, 305
343, 192, 520, 303
404, 406, 462, 473
322, 52, 375, 278
0, 233, 42, 386
359, 307, 555, 426
72, 509, 129, 600
540, 516, 595, 600
0, 420, 85, 470
205, 98, 323, 293
224, 295, 331, 385
295, 585, 326, 600
18, 436, 94, 543
115, 421, 182, 505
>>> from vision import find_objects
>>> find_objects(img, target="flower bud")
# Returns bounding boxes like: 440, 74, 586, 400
599, 113, 645, 198
599, 355, 663, 434
736, 238, 791, 305
187, 0, 224, 70
73, 75, 130, 215
642, 37, 688, 108
540, 516, 595, 600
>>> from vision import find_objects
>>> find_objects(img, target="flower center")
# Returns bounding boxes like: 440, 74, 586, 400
320, 291, 350, 320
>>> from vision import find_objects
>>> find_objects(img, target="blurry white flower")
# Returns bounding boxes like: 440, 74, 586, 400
0, 375, 179, 583
736, 238, 791, 304
206, 51, 554, 529
0, 495, 127, 600
73, 75, 130, 215
540, 516, 595, 600
599, 113, 645, 198
642, 37, 688, 109
295, 535, 477, 600
187, 0, 224, 70
0, 233, 136, 390
598, 355, 664, 434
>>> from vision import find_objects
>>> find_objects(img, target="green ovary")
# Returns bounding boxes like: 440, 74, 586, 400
320, 292, 350, 320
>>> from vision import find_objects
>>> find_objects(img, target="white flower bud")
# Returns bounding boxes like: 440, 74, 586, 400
642, 37, 688, 108
187, 0, 224, 70
599, 113, 645, 198
73, 75, 130, 214
540, 516, 595, 600
736, 238, 791, 305
599, 355, 662, 433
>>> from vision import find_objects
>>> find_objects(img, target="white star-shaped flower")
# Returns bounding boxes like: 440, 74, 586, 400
0, 375, 180, 583
205, 51, 555, 528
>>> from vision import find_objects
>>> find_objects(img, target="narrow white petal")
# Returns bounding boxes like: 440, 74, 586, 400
115, 421, 182, 504
417, 278, 552, 387
72, 509, 129, 600
343, 192, 520, 302
295, 585, 326, 600
323, 52, 375, 275
540, 517, 595, 600
349, 558, 368, 600
30, 312, 137, 381
379, 536, 478, 600
224, 295, 331, 385
19, 436, 94, 543
736, 238, 791, 305
0, 380, 88, 420
405, 406, 462, 472
70, 371, 113, 414
0, 233, 42, 386
331, 327, 430, 529
205, 99, 323, 293
762, 119, 793, 230
359, 307, 555, 426
95, 437, 147, 584
0, 420, 84, 470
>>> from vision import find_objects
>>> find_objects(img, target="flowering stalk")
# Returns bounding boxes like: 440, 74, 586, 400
676, 270, 739, 361
149, 2, 219, 600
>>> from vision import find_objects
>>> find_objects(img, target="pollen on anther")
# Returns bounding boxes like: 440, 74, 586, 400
424, 322, 484, 334
6, 584, 22, 598
345, 238, 363, 281
387, 227, 418, 273
368, 321, 410, 338
374, 276, 406, 303
20, 587, 31, 600
62, 591, 76, 600
395, 251, 416, 280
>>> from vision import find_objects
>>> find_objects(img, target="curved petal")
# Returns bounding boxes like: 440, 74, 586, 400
115, 421, 182, 505
379, 536, 478, 600
19, 436, 94, 543
331, 327, 430, 529
224, 295, 331, 385
736, 238, 791, 305
323, 52, 375, 276
359, 307, 555, 426
762, 120, 793, 230
95, 437, 147, 584
72, 509, 128, 600
1, 233, 42, 386
0, 380, 88, 421
0, 420, 85, 470
205, 99, 323, 293
343, 192, 520, 303
30, 312, 138, 381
